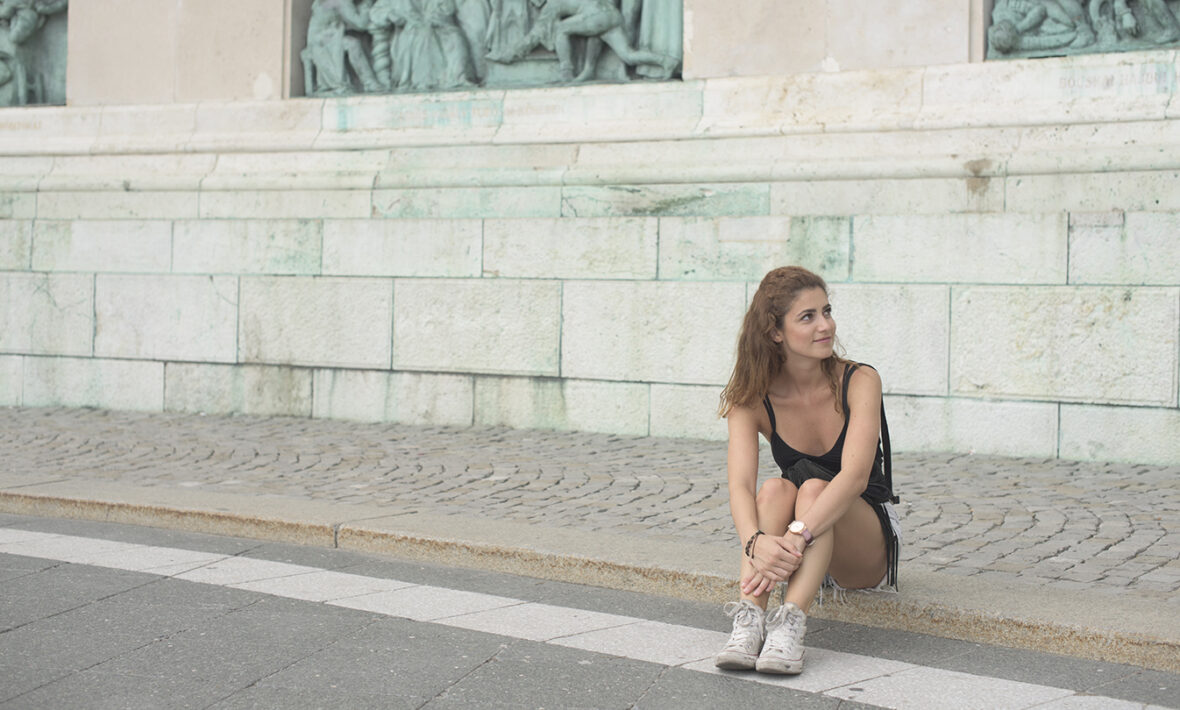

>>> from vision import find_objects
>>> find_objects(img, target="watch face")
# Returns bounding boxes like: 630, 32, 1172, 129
789, 521, 804, 534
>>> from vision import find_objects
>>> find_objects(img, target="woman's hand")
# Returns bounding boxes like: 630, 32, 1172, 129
741, 535, 803, 596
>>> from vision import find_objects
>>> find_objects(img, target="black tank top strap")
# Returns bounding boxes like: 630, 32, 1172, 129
762, 395, 777, 431
840, 363, 859, 414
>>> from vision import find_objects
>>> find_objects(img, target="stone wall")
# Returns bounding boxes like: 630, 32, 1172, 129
1, 49, 1178, 465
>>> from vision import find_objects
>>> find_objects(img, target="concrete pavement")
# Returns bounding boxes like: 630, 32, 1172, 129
1, 406, 1177, 672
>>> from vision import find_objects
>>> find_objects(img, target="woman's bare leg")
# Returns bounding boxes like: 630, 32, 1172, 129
738, 478, 796, 609
783, 479, 887, 612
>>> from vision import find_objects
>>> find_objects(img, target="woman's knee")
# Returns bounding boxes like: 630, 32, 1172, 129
795, 478, 829, 513
756, 477, 795, 507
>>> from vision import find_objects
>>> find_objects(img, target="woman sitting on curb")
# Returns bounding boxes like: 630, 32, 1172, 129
714, 265, 901, 675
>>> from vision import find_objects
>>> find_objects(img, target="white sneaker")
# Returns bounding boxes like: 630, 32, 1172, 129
714, 600, 765, 670
755, 601, 806, 674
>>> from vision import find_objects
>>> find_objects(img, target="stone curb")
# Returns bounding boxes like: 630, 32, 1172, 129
2, 489, 1176, 674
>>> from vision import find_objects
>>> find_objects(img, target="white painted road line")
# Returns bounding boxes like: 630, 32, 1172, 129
0, 528, 1169, 710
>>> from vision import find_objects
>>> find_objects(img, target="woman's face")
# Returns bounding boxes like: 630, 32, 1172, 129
774, 287, 835, 360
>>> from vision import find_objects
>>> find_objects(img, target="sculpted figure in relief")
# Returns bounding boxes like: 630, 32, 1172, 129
303, 0, 383, 95
370, 0, 477, 91
0, 0, 67, 107
490, 0, 677, 82
989, 0, 1096, 53
1089, 0, 1180, 42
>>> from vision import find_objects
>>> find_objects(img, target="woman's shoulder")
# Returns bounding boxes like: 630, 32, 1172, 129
846, 361, 882, 397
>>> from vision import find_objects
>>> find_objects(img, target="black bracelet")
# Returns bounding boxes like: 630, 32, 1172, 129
744, 530, 764, 559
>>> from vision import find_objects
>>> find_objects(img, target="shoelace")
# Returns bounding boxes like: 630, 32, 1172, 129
762, 606, 803, 654
723, 601, 762, 646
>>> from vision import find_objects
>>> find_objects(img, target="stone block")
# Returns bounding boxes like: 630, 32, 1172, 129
240, 277, 393, 369
95, 275, 239, 363
0, 156, 52, 190
473, 376, 649, 436
771, 176, 1004, 216
32, 221, 172, 273
41, 154, 213, 192
830, 285, 949, 396
561, 183, 770, 218
66, 0, 178, 105
89, 105, 198, 154
483, 218, 657, 279
1061, 404, 1180, 465
951, 287, 1179, 406
853, 214, 1068, 284
496, 81, 702, 144
165, 363, 312, 417
372, 187, 562, 219
649, 384, 726, 441
0, 105, 100, 155
375, 144, 577, 189
35, 191, 199, 220
198, 190, 371, 219
190, 101, 324, 152
883, 396, 1059, 458
0, 273, 93, 356
174, 0, 286, 102
201, 150, 388, 191
322, 219, 481, 278
0, 220, 31, 270
657, 216, 849, 281
825, 0, 969, 71
1006, 171, 1180, 213
22, 357, 163, 411
312, 369, 473, 426
1070, 212, 1180, 285
0, 193, 36, 220
562, 281, 745, 384
172, 220, 322, 275
393, 279, 560, 376
316, 92, 503, 149
0, 356, 21, 406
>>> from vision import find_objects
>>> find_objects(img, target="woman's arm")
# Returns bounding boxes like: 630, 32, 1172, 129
786, 367, 882, 547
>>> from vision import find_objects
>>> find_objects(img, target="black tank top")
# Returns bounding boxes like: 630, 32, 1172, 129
763, 363, 892, 505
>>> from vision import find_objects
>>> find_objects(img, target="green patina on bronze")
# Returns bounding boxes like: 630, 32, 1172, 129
988, 0, 1180, 59
301, 0, 683, 97
0, 0, 66, 107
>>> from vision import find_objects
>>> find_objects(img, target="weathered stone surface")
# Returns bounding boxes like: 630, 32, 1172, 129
39, 154, 216, 192
562, 281, 745, 385
1006, 171, 1180, 213
22, 356, 163, 411
393, 279, 560, 377
0, 220, 31, 270
316, 93, 503, 149
375, 144, 576, 189
0, 356, 20, 405
0, 156, 53, 191
831, 285, 949, 397
497, 82, 702, 144
201, 150, 388, 191
657, 216, 849, 281
0, 193, 36, 220
884, 395, 1059, 458
0, 106, 101, 155
36, 191, 199, 220
89, 105, 199, 154
483, 218, 658, 280
951, 287, 1179, 406
95, 275, 239, 363
649, 384, 726, 440
1061, 404, 1180, 465
165, 363, 312, 417
372, 187, 562, 219
199, 190, 371, 219
1070, 212, 1180, 285
172, 220, 322, 275
239, 277, 393, 369
32, 220, 172, 273
190, 101, 323, 153
311, 369, 473, 427
854, 214, 1068, 284
474, 376, 649, 436
561, 183, 770, 218
771, 176, 1004, 216
0, 273, 93, 356
322, 219, 481, 278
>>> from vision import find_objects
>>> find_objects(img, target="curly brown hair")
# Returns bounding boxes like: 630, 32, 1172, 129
718, 266, 852, 417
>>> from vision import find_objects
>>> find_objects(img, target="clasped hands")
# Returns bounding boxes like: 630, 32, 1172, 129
741, 533, 805, 597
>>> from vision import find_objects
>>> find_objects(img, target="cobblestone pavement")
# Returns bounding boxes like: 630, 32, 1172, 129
3, 407, 1179, 599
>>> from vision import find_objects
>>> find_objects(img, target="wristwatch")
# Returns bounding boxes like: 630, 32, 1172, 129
788, 520, 813, 546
